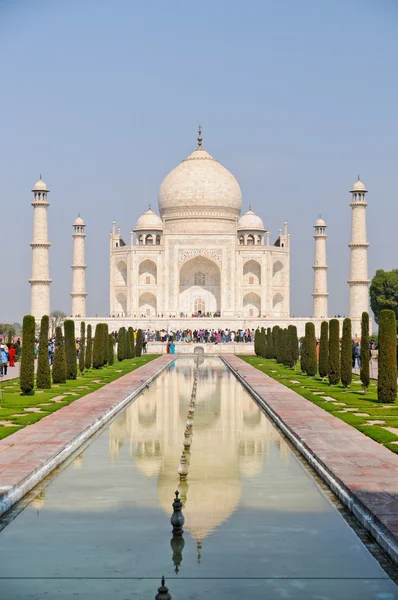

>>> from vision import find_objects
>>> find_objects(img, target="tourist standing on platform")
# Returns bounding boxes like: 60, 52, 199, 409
0, 345, 8, 377
8, 344, 16, 368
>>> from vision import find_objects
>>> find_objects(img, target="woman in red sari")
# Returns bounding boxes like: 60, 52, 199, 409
8, 344, 16, 367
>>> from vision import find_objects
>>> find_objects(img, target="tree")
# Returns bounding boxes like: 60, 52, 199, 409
360, 312, 370, 394
85, 324, 92, 370
370, 269, 398, 326
20, 315, 36, 395
257, 327, 264, 358
328, 319, 340, 385
0, 323, 16, 338
287, 325, 298, 368
275, 327, 284, 363
131, 328, 136, 358
79, 321, 86, 374
49, 310, 67, 336
103, 323, 109, 366
36, 315, 51, 389
340, 318, 352, 388
304, 322, 317, 376
127, 327, 134, 359
136, 329, 143, 357
117, 327, 126, 361
52, 326, 67, 383
254, 328, 260, 355
318, 321, 329, 380
272, 326, 279, 360
266, 328, 273, 359
64, 320, 77, 380
378, 309, 397, 403
108, 334, 115, 366
300, 337, 306, 373
93, 324, 103, 369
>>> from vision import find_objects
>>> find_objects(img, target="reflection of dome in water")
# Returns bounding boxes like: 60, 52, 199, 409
138, 405, 157, 428
243, 404, 262, 426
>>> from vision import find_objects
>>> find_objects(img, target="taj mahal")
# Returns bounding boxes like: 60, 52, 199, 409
28, 128, 371, 338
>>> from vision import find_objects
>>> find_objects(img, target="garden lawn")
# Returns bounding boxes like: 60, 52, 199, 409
240, 356, 398, 454
0, 355, 159, 441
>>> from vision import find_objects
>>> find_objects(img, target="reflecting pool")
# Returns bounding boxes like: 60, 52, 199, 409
0, 357, 397, 599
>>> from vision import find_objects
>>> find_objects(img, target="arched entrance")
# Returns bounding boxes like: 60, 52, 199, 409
139, 292, 157, 316
243, 292, 261, 317
179, 256, 221, 316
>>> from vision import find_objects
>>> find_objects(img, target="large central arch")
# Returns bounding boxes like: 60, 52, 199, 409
179, 255, 221, 316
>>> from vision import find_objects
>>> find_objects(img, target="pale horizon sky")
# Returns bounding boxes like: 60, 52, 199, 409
1, 0, 397, 323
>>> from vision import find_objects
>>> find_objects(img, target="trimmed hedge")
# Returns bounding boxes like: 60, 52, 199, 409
85, 324, 92, 370
79, 321, 86, 374
20, 315, 36, 395
36, 315, 51, 389
328, 319, 340, 385
318, 321, 329, 380
64, 319, 77, 380
304, 322, 317, 376
360, 312, 370, 394
341, 318, 352, 388
52, 326, 67, 384
136, 329, 143, 357
117, 327, 126, 361
378, 309, 397, 403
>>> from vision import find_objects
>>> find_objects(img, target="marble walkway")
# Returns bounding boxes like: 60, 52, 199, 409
0, 354, 173, 517
223, 355, 398, 566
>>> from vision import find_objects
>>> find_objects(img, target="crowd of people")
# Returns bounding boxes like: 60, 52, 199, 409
0, 340, 19, 376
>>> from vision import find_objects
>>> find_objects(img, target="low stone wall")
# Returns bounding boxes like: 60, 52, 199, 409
146, 342, 255, 354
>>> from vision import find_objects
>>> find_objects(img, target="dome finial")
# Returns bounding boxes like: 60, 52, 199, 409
40, 173, 42, 180
249, 203, 252, 211
197, 124, 203, 148
149, 202, 151, 210
358, 174, 360, 181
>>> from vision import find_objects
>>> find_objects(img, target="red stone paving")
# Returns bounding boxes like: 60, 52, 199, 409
223, 355, 398, 563
0, 355, 173, 512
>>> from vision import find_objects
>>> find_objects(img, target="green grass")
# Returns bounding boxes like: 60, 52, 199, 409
240, 356, 398, 454
0, 355, 159, 440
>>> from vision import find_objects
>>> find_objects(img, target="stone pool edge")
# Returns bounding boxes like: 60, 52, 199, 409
221, 355, 398, 568
0, 355, 175, 518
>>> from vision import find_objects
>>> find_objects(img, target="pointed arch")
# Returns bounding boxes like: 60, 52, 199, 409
139, 259, 157, 284
243, 292, 261, 317
139, 292, 157, 316
116, 260, 127, 286
116, 292, 127, 316
243, 260, 261, 285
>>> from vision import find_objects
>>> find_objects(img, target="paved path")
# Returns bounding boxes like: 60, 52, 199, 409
223, 355, 398, 565
0, 355, 173, 517
353, 360, 379, 380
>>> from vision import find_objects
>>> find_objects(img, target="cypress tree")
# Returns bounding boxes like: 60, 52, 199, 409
254, 328, 260, 356
20, 315, 36, 395
318, 321, 329, 380
360, 312, 370, 394
108, 334, 115, 366
117, 327, 125, 361
300, 337, 307, 373
272, 326, 279, 360
52, 326, 67, 384
266, 327, 273, 359
64, 319, 77, 380
93, 324, 103, 369
127, 327, 134, 359
341, 318, 352, 388
328, 319, 340, 385
131, 328, 136, 358
136, 329, 143, 357
85, 324, 92, 370
378, 309, 397, 404
103, 323, 109, 366
36, 315, 51, 389
286, 325, 297, 368
79, 321, 86, 374
304, 322, 317, 376
260, 327, 266, 359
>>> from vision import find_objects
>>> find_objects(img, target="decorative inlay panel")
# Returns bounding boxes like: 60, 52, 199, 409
178, 248, 222, 267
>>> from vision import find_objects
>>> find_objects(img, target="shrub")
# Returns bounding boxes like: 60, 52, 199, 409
64, 319, 77, 380
265, 328, 272, 359
254, 328, 260, 355
127, 327, 134, 359
272, 326, 279, 360
304, 322, 317, 376
103, 323, 109, 366
378, 309, 397, 403
20, 315, 36, 395
136, 329, 143, 357
360, 312, 370, 394
340, 318, 352, 388
108, 334, 115, 366
117, 327, 126, 361
286, 325, 297, 368
52, 326, 67, 384
93, 324, 103, 369
36, 315, 51, 389
328, 319, 340, 385
85, 324, 92, 370
318, 321, 329, 380
258, 327, 265, 358
79, 321, 86, 374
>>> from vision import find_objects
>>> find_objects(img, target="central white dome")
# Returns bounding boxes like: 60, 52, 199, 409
158, 146, 242, 219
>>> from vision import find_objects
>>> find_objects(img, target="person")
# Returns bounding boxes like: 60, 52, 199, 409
170, 341, 175, 355
48, 339, 55, 365
166, 341, 170, 354
0, 344, 8, 377
8, 344, 16, 367
142, 338, 147, 354
353, 342, 361, 368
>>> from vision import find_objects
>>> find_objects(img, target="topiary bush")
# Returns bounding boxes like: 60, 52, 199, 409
254, 328, 260, 356
360, 312, 370, 394
340, 318, 352, 388
79, 321, 86, 374
300, 337, 306, 373
136, 329, 143, 357
378, 309, 397, 403
85, 324, 92, 370
328, 319, 340, 385
20, 315, 36, 395
52, 326, 67, 384
117, 327, 126, 362
318, 321, 329, 380
266, 328, 273, 359
286, 325, 297, 368
64, 319, 77, 380
126, 327, 134, 359
108, 334, 115, 366
36, 315, 51, 389
93, 324, 103, 369
272, 326, 279, 360
304, 322, 317, 376
103, 323, 109, 366
260, 327, 266, 359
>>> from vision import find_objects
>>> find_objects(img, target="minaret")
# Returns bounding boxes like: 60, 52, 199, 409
30, 177, 51, 319
71, 215, 87, 317
348, 177, 370, 332
312, 216, 328, 319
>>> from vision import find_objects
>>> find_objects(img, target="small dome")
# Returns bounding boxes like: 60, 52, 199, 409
315, 217, 326, 227
135, 208, 163, 231
351, 179, 367, 192
73, 216, 85, 226
32, 178, 48, 192
237, 209, 265, 231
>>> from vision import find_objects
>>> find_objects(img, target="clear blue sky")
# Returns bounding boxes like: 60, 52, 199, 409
1, 0, 397, 322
